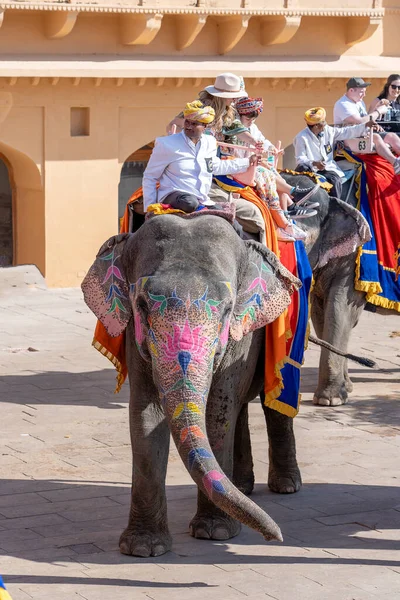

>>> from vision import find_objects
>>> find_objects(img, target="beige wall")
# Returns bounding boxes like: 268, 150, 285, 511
0, 0, 398, 286
0, 10, 399, 60
0, 76, 390, 285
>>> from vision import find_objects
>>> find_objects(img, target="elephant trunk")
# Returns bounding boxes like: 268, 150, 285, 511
164, 393, 282, 542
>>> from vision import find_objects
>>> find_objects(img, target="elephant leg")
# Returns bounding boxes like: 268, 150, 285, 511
313, 285, 364, 406
232, 403, 255, 496
190, 392, 241, 541
343, 360, 353, 393
261, 402, 301, 494
310, 292, 324, 340
119, 338, 171, 557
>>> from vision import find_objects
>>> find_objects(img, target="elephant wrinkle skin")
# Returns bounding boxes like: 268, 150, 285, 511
82, 214, 302, 557
282, 174, 371, 406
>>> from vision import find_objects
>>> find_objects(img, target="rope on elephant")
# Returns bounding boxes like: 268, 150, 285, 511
279, 168, 333, 192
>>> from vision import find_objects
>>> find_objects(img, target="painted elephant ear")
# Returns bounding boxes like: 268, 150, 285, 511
316, 198, 371, 268
230, 241, 301, 341
81, 234, 132, 337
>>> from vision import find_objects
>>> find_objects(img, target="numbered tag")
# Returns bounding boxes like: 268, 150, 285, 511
358, 139, 367, 151
205, 157, 213, 173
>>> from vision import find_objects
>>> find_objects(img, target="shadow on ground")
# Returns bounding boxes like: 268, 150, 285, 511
1, 479, 399, 571
0, 370, 130, 409
299, 366, 400, 427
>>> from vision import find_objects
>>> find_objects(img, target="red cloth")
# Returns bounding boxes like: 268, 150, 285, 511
358, 154, 400, 270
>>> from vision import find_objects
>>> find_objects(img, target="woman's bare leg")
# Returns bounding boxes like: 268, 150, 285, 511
383, 132, 400, 155
373, 134, 396, 164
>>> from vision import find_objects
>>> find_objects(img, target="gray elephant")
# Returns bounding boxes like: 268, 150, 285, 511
82, 213, 303, 557
281, 174, 371, 406
210, 175, 372, 406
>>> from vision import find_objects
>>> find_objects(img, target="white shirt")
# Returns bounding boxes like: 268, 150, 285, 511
142, 131, 249, 211
234, 122, 274, 158
333, 94, 368, 125
294, 123, 367, 177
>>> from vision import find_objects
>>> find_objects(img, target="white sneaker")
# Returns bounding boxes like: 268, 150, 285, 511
276, 227, 295, 242
285, 222, 307, 241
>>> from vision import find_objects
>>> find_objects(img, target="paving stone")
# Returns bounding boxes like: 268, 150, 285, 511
0, 495, 121, 519
1, 276, 400, 599
0, 513, 71, 531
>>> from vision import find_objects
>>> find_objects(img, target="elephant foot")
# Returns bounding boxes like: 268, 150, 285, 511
232, 475, 254, 496
268, 465, 302, 494
344, 376, 353, 394
190, 513, 241, 540
313, 383, 349, 406
119, 527, 172, 557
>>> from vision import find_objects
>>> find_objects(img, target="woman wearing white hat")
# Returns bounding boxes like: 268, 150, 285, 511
167, 72, 248, 138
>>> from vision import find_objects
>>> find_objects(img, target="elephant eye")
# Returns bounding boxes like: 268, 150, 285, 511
136, 296, 148, 313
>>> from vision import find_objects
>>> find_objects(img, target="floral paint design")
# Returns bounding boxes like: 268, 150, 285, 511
129, 281, 231, 499
100, 248, 127, 315
126, 257, 294, 501
230, 255, 294, 340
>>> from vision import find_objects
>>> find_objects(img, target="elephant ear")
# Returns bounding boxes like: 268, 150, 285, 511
81, 233, 132, 337
315, 198, 371, 269
230, 241, 301, 341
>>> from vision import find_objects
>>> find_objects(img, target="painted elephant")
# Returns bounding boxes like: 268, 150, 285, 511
82, 214, 302, 557
281, 173, 372, 406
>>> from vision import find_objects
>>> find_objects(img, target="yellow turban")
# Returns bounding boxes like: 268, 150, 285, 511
304, 107, 326, 125
183, 100, 215, 124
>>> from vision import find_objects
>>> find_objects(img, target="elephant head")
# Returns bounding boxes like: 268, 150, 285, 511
281, 174, 371, 270
81, 215, 301, 542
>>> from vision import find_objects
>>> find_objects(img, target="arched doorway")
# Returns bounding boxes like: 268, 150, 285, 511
118, 142, 154, 228
0, 157, 13, 267
0, 143, 45, 276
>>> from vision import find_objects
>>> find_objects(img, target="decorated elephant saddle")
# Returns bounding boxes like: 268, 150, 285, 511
146, 201, 236, 225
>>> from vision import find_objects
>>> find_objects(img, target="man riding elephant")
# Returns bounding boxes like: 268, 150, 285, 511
142, 100, 257, 214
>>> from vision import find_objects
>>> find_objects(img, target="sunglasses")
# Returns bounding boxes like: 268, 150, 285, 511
390, 84, 400, 90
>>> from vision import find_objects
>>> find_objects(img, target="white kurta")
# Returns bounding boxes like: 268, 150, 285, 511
293, 123, 367, 177
142, 131, 249, 211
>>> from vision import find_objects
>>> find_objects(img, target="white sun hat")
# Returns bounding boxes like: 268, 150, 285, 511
204, 73, 248, 98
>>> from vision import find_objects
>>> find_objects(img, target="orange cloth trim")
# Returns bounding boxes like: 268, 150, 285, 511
93, 188, 145, 392
234, 186, 291, 403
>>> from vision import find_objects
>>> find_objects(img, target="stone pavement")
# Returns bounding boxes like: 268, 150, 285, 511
0, 265, 399, 600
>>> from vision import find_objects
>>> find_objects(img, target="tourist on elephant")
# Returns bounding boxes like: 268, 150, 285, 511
368, 74, 400, 135
166, 72, 246, 140
165, 76, 274, 242
143, 101, 257, 214
232, 96, 319, 220
166, 77, 318, 242
333, 77, 400, 175
221, 104, 309, 242
294, 106, 377, 198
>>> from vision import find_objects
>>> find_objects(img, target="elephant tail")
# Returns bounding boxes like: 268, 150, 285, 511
308, 334, 376, 368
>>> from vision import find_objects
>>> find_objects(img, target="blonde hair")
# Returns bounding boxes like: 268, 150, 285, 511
198, 90, 236, 133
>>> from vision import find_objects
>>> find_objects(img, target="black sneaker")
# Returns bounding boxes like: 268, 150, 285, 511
292, 184, 319, 207
287, 204, 318, 219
